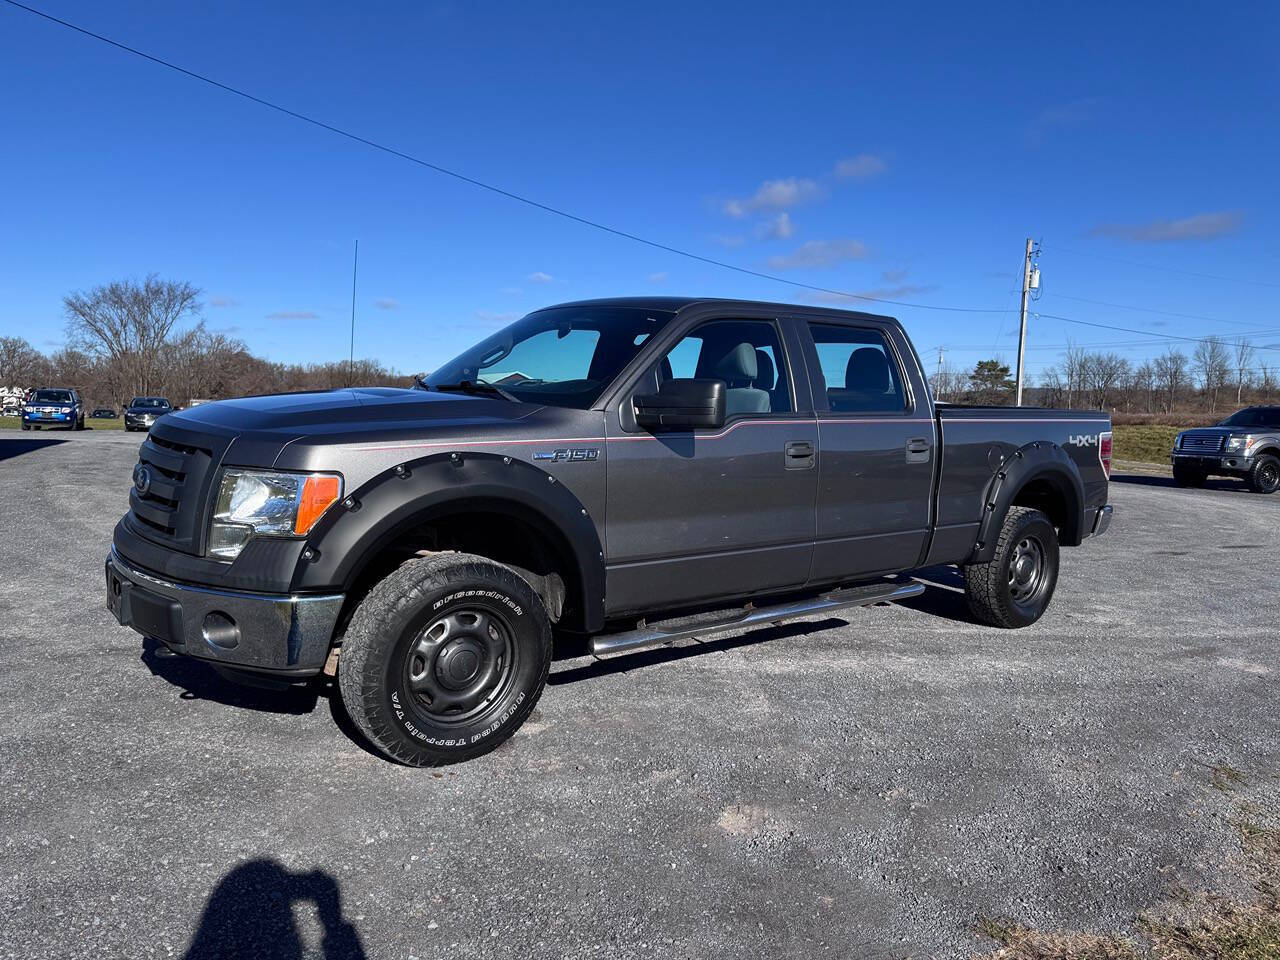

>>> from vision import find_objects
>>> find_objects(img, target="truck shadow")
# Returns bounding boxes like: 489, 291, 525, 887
140, 637, 321, 716
1110, 473, 1245, 492
0, 437, 67, 461
183, 859, 365, 959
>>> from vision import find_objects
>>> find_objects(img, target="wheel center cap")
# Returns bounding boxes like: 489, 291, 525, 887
1014, 556, 1033, 581
435, 640, 484, 690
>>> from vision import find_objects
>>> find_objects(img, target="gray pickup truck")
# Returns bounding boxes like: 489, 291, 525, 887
1171, 406, 1280, 493
106, 297, 1113, 765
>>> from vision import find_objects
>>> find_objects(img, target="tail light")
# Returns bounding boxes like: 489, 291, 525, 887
1099, 431, 1113, 478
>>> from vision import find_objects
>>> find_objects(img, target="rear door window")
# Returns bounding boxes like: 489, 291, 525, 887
806, 323, 908, 413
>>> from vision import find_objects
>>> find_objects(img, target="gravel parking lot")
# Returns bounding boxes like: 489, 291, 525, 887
1, 430, 1277, 959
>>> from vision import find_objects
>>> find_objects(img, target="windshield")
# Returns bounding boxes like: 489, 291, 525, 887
33, 390, 72, 403
1218, 407, 1280, 429
429, 306, 677, 409
130, 397, 170, 408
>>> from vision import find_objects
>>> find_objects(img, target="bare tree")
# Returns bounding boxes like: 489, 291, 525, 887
1062, 341, 1087, 408
1132, 361, 1157, 413
1192, 336, 1231, 412
929, 360, 966, 401
1153, 349, 1189, 413
0, 336, 46, 388
1259, 360, 1277, 403
64, 275, 201, 401
1083, 351, 1130, 410
1232, 337, 1256, 406
1037, 365, 1066, 408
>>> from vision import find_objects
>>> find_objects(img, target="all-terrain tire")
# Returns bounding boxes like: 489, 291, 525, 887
1247, 453, 1280, 495
963, 506, 1060, 628
1172, 465, 1207, 488
338, 553, 552, 766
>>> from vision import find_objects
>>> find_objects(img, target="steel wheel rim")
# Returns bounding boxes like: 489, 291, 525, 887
1008, 536, 1047, 606
403, 608, 516, 726
1260, 462, 1279, 491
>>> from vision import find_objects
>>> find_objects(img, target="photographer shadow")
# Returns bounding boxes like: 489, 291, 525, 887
184, 859, 365, 959
140, 636, 321, 716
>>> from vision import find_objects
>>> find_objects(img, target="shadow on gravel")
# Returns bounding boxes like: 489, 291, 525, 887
896, 566, 981, 625
0, 437, 67, 460
184, 859, 366, 959
548, 617, 848, 685
141, 637, 321, 715
1111, 473, 1245, 492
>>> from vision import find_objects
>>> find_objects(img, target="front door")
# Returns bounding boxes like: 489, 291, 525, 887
603, 315, 818, 615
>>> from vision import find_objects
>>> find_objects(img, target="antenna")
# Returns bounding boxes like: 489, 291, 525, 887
349, 239, 359, 383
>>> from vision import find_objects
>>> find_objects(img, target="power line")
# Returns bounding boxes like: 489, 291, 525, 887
1049, 292, 1275, 329
1034, 312, 1280, 353
2, 0, 1010, 316
1048, 244, 1280, 290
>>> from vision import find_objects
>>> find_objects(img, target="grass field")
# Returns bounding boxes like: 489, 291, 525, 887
1112, 424, 1182, 465
0, 416, 126, 431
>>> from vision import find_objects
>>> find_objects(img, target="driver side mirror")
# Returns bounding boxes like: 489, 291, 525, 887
633, 378, 726, 431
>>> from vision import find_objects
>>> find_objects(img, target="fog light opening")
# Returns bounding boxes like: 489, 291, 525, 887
202, 612, 240, 650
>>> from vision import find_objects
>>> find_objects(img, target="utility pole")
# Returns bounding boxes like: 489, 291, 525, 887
1014, 237, 1033, 406
348, 239, 359, 384
935, 347, 945, 399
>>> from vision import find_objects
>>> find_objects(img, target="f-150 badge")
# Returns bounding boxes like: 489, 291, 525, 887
533, 448, 600, 462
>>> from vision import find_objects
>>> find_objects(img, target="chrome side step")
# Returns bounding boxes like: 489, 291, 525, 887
589, 580, 925, 658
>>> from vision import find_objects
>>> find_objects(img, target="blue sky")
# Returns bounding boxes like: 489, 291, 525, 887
1, 1, 1277, 380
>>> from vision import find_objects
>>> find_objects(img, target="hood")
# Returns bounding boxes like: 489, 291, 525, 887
165, 386, 540, 446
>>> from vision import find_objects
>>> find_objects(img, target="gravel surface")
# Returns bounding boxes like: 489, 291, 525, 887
1, 430, 1276, 959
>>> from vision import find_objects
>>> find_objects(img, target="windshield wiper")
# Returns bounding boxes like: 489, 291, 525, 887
430, 379, 520, 402
411, 372, 430, 391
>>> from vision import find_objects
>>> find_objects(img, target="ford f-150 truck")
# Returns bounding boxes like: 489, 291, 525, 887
106, 298, 1113, 765
1171, 406, 1280, 493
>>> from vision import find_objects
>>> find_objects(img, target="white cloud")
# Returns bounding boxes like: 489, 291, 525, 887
766, 239, 869, 270
647, 272, 668, 285
208, 295, 239, 308
267, 310, 320, 320
1090, 210, 1243, 243
374, 297, 399, 310
723, 177, 821, 217
834, 154, 888, 180
757, 212, 794, 240
527, 271, 554, 284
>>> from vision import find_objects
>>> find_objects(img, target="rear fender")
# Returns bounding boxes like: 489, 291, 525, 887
971, 441, 1085, 563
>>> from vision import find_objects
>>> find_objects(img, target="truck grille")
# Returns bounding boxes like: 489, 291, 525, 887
1180, 431, 1225, 453
128, 431, 217, 554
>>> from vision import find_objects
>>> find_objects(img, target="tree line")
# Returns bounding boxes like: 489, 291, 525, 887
932, 336, 1277, 414
0, 276, 407, 410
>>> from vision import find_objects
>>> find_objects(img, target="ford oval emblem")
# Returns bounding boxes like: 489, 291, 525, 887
133, 463, 153, 496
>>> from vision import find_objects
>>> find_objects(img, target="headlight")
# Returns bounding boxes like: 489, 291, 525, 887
1225, 435, 1251, 453
208, 469, 342, 560
23, 405, 34, 413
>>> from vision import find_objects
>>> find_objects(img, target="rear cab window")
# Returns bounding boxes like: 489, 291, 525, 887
805, 322, 909, 414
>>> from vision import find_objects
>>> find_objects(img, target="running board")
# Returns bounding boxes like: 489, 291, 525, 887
589, 581, 925, 659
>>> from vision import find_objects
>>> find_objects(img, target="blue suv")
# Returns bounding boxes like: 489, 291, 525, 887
22, 387, 85, 431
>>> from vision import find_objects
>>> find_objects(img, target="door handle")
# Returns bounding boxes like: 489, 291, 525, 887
905, 437, 931, 463
784, 440, 815, 470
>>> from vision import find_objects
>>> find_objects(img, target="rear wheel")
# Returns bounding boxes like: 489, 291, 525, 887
963, 506, 1060, 628
1248, 454, 1280, 495
1173, 464, 1207, 487
338, 553, 552, 766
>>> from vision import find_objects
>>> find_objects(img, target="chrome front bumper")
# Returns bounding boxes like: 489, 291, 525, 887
105, 547, 343, 677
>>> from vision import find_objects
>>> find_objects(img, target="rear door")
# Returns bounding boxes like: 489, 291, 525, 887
602, 310, 818, 614
797, 317, 937, 582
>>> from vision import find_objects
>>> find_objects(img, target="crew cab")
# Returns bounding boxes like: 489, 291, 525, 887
1171, 406, 1280, 494
105, 298, 1113, 765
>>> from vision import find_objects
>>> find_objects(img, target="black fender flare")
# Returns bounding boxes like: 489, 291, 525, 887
971, 441, 1086, 563
293, 452, 605, 632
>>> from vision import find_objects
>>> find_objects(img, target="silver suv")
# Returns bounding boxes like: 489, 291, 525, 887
1172, 406, 1280, 493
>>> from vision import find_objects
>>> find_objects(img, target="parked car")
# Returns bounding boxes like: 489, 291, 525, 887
91, 407, 118, 419
106, 297, 1113, 766
21, 387, 84, 431
1171, 405, 1280, 493
123, 396, 173, 432
2, 401, 20, 418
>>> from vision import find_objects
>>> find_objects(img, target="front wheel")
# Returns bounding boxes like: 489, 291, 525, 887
1248, 454, 1280, 495
963, 506, 1060, 628
338, 553, 552, 766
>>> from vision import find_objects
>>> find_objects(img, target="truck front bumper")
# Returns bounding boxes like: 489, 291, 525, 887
1170, 452, 1255, 475
105, 547, 343, 677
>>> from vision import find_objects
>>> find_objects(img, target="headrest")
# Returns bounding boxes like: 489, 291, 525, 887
713, 342, 758, 382
754, 349, 776, 390
846, 347, 890, 392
